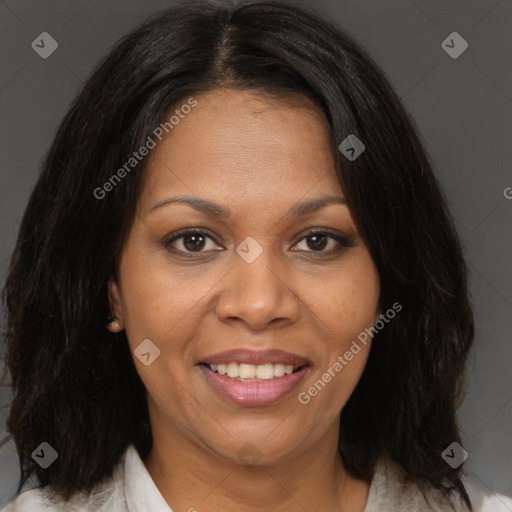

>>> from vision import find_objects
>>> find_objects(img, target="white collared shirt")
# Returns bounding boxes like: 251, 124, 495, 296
1, 444, 511, 511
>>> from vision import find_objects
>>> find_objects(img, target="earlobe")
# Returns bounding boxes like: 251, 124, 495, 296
106, 315, 123, 333
107, 278, 124, 332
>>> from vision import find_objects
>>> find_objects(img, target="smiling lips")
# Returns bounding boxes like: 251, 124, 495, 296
198, 348, 310, 406
209, 362, 297, 381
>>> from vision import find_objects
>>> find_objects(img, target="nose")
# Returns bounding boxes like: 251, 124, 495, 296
215, 245, 300, 330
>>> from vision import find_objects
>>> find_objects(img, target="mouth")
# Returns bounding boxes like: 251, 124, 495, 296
196, 348, 311, 406
199, 362, 307, 382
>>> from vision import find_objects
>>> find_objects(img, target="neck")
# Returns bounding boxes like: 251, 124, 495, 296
143, 419, 370, 512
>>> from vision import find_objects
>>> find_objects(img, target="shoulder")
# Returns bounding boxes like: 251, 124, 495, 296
366, 458, 512, 512
464, 479, 512, 512
0, 448, 130, 512
0, 484, 120, 512
0, 488, 49, 512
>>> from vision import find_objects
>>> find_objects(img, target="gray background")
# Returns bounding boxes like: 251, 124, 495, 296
0, 0, 511, 508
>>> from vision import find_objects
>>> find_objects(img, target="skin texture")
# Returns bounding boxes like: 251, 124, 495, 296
108, 89, 381, 512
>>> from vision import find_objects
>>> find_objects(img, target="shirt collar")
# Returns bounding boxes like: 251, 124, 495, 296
123, 444, 174, 512
120, 444, 389, 512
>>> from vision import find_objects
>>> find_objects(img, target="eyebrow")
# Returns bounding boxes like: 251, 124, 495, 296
149, 194, 347, 218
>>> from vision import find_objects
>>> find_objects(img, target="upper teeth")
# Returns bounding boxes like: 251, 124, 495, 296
209, 362, 297, 380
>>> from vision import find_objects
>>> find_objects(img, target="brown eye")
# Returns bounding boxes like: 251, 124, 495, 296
181, 233, 207, 251
305, 233, 329, 251
292, 230, 353, 255
164, 230, 222, 256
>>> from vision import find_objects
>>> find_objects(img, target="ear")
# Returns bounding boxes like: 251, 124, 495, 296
107, 278, 124, 332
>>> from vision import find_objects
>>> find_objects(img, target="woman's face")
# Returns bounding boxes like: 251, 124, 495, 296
109, 89, 380, 465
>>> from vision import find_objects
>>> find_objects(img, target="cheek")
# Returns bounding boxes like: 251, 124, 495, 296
118, 248, 213, 345
300, 255, 380, 345
296, 252, 379, 408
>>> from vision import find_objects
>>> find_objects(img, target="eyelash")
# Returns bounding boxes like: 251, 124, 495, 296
162, 227, 353, 258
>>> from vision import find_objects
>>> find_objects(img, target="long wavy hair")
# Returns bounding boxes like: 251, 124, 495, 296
1, 0, 474, 509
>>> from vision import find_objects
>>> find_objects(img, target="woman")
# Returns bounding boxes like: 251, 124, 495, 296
1, 1, 510, 510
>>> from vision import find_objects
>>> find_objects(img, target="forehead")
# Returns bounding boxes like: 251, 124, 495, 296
138, 89, 342, 213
